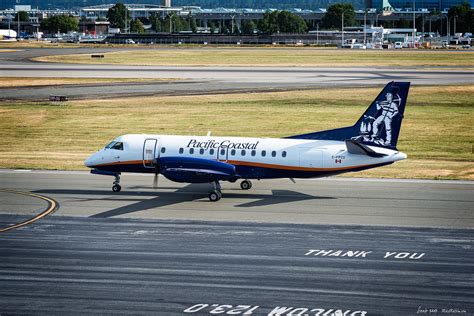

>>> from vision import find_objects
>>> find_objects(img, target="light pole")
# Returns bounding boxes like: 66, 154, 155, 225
341, 11, 346, 48
363, 10, 368, 45
316, 22, 319, 45
17, 10, 20, 39
453, 15, 456, 35
412, 0, 416, 48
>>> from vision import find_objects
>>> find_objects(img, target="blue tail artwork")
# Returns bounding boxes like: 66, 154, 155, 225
287, 81, 410, 150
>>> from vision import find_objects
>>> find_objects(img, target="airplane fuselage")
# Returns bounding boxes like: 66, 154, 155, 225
85, 134, 406, 181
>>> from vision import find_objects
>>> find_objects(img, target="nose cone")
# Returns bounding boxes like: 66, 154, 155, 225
84, 155, 94, 168
84, 153, 99, 168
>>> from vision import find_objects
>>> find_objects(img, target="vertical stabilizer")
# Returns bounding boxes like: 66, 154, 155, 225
287, 82, 410, 150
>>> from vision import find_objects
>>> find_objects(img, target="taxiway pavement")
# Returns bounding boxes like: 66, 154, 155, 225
1, 48, 473, 100
0, 171, 473, 315
0, 169, 473, 228
0, 215, 472, 315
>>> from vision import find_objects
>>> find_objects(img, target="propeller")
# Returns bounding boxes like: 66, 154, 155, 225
152, 158, 160, 189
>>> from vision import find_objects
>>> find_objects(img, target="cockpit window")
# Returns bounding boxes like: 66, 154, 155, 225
110, 142, 123, 150
105, 141, 116, 149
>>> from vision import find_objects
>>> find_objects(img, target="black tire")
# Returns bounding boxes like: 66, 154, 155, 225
240, 180, 252, 190
112, 184, 121, 192
209, 191, 220, 202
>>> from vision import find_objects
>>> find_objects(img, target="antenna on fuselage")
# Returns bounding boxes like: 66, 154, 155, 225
207, 131, 212, 136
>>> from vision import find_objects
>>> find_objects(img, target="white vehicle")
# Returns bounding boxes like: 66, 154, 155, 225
85, 82, 410, 201
0, 29, 17, 42
352, 43, 366, 49
394, 42, 403, 49
125, 39, 135, 44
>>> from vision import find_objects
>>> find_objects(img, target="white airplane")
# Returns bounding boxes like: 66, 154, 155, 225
85, 81, 410, 201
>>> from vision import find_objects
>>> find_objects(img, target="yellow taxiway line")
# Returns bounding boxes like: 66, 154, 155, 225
0, 188, 58, 233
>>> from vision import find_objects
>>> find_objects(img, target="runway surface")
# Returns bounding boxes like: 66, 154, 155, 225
0, 215, 473, 315
0, 171, 473, 315
1, 169, 473, 228
1, 48, 473, 100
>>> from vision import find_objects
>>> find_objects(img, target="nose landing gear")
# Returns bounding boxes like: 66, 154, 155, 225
112, 174, 121, 192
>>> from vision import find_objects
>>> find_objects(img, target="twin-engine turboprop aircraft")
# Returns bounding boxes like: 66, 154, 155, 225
85, 82, 410, 201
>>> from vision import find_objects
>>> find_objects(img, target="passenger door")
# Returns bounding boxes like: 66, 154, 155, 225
217, 146, 229, 162
143, 138, 160, 168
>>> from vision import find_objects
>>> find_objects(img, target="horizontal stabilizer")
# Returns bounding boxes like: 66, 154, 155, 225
345, 140, 387, 158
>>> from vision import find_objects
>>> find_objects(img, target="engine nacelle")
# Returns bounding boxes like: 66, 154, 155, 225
159, 156, 236, 183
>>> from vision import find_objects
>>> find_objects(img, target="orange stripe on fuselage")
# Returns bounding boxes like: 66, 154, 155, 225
92, 159, 373, 172
93, 160, 146, 167
226, 160, 371, 172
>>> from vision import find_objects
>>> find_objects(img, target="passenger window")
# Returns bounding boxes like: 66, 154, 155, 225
199, 149, 204, 155
231, 149, 236, 156
161, 147, 166, 154
220, 149, 225, 155
189, 148, 194, 154
251, 150, 256, 156
111, 142, 123, 150
271, 151, 276, 157
210, 149, 215, 155
282, 151, 287, 158
179, 148, 184, 154
261, 150, 266, 157
241, 150, 246, 156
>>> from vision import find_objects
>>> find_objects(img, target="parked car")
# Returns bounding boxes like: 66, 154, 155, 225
394, 42, 403, 49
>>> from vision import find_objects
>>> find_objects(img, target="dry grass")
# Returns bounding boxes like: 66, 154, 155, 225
34, 48, 474, 67
0, 85, 472, 179
0, 77, 181, 87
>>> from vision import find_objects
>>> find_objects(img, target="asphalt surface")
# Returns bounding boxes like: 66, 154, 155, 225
1, 170, 473, 228
0, 215, 472, 315
1, 48, 473, 315
1, 48, 473, 100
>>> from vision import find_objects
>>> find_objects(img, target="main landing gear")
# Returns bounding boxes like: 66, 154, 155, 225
240, 180, 252, 190
209, 181, 222, 202
208, 180, 253, 202
112, 174, 121, 192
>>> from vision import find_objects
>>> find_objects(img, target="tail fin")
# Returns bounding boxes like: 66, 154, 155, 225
287, 82, 410, 150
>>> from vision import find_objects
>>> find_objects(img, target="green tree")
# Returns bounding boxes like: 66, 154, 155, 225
190, 17, 197, 33
258, 10, 307, 34
276, 10, 307, 33
208, 21, 216, 33
15, 11, 29, 22
321, 3, 356, 30
448, 1, 474, 34
40, 15, 79, 33
130, 19, 145, 33
241, 20, 257, 34
258, 10, 279, 34
106, 2, 130, 29
150, 14, 162, 32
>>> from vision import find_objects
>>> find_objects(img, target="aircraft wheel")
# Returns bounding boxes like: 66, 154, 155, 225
240, 180, 252, 190
209, 191, 221, 202
112, 184, 122, 192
